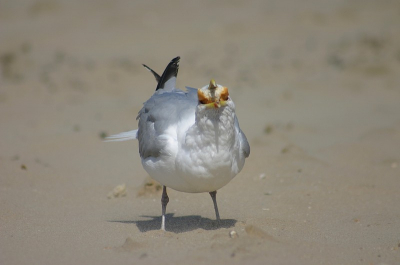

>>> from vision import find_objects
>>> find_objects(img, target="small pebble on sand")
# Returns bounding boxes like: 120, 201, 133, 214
107, 184, 127, 199
229, 230, 238, 238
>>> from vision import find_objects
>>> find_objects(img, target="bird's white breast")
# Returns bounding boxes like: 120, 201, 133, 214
142, 104, 243, 193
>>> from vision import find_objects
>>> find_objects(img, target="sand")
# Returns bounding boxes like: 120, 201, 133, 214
1, 0, 400, 264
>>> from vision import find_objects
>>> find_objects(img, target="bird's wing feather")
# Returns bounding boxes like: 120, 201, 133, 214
137, 89, 197, 158
105, 130, 138, 142
235, 116, 250, 158
155, 56, 180, 91
240, 132, 250, 158
142, 64, 161, 83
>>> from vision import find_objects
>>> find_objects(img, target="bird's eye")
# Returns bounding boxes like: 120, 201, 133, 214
199, 99, 208, 104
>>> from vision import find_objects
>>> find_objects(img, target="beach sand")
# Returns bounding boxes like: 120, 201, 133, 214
1, 0, 400, 264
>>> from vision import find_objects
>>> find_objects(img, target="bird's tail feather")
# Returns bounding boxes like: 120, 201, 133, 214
105, 130, 138, 142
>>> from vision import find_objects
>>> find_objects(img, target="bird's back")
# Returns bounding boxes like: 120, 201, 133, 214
137, 88, 197, 159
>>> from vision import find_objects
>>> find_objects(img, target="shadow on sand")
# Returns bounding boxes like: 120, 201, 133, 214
109, 213, 237, 233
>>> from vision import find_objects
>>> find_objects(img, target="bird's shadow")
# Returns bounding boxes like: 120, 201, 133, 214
109, 213, 237, 233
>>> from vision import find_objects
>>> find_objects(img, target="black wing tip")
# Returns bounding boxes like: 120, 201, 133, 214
167, 56, 180, 73
171, 56, 180, 63
155, 56, 181, 91
142, 64, 161, 82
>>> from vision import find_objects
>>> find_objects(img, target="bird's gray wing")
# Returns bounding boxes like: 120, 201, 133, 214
235, 116, 250, 158
106, 57, 185, 145
137, 89, 197, 158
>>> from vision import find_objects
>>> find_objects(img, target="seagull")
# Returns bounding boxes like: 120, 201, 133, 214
107, 56, 250, 231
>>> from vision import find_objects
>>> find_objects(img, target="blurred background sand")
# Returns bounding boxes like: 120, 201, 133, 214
1, 0, 400, 264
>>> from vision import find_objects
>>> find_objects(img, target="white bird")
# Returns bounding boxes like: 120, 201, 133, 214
107, 57, 250, 231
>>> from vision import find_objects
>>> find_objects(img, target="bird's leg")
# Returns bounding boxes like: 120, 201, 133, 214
161, 185, 169, 231
209, 190, 221, 222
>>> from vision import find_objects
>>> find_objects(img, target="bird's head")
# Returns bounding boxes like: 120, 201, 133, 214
197, 79, 230, 109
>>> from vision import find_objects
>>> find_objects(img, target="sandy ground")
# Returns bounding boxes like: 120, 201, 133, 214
1, 0, 400, 264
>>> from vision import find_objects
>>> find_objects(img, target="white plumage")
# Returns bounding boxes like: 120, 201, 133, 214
107, 56, 249, 230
